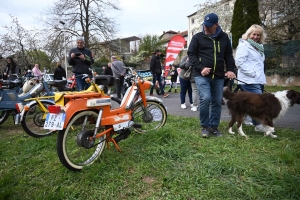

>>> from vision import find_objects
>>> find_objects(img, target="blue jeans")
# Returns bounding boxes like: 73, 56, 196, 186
75, 73, 91, 91
241, 84, 263, 125
179, 77, 192, 104
150, 74, 165, 95
195, 76, 224, 128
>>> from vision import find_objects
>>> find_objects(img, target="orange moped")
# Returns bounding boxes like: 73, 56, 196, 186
46, 67, 167, 171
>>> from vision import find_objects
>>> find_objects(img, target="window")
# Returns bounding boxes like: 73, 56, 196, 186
191, 18, 195, 24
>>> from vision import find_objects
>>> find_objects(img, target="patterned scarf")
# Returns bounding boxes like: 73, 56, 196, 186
247, 38, 264, 56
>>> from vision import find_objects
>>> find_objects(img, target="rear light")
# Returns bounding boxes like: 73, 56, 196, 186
48, 105, 62, 114
15, 103, 24, 113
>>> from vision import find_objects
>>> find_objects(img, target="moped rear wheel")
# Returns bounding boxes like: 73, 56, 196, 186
0, 110, 10, 125
57, 111, 106, 171
21, 101, 55, 138
132, 101, 167, 134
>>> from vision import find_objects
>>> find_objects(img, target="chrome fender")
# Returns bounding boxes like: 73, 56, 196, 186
133, 96, 167, 113
19, 99, 55, 122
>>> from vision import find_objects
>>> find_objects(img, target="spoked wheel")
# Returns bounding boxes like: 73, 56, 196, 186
21, 101, 55, 137
132, 101, 167, 134
0, 110, 10, 125
57, 111, 106, 171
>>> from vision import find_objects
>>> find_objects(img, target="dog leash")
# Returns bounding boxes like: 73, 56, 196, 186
210, 72, 268, 93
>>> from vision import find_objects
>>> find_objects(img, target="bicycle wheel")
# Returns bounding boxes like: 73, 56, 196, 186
57, 111, 106, 171
0, 110, 10, 125
21, 101, 55, 138
132, 100, 167, 134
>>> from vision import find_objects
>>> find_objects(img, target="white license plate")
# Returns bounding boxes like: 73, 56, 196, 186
44, 113, 66, 130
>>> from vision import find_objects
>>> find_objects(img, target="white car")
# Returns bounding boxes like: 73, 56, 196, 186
43, 74, 54, 81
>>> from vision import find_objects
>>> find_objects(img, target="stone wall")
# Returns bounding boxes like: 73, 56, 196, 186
266, 75, 300, 86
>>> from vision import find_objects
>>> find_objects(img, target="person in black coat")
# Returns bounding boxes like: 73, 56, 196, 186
54, 62, 66, 80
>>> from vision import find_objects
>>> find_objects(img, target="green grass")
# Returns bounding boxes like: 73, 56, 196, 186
0, 113, 300, 199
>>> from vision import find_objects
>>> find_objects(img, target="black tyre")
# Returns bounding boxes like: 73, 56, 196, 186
132, 100, 167, 134
21, 101, 55, 138
57, 111, 106, 171
0, 110, 10, 125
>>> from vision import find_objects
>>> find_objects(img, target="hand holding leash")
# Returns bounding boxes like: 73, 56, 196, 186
225, 71, 236, 80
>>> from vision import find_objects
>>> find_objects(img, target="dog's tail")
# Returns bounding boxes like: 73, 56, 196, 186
223, 86, 234, 100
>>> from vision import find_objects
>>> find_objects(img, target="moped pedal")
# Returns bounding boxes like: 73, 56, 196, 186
132, 123, 142, 128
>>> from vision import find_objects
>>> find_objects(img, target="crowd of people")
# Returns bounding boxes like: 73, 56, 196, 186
1, 13, 268, 139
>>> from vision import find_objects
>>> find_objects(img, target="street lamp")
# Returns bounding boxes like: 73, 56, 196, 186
59, 20, 68, 78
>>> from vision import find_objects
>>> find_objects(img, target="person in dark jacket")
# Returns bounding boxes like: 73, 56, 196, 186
54, 62, 66, 80
188, 13, 236, 138
4, 57, 19, 80
68, 36, 94, 91
149, 50, 169, 98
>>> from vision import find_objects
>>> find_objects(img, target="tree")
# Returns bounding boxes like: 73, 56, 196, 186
42, 0, 120, 52
259, 0, 300, 41
231, 0, 261, 48
130, 34, 166, 63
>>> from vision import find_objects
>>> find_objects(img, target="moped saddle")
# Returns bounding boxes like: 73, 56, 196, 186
95, 75, 115, 86
0, 79, 23, 89
47, 80, 68, 87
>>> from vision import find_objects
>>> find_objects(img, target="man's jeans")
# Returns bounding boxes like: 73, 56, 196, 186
150, 74, 164, 95
195, 76, 224, 128
241, 84, 263, 125
75, 73, 90, 91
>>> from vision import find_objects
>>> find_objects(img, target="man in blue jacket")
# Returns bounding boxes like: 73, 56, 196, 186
188, 13, 236, 138
68, 36, 94, 91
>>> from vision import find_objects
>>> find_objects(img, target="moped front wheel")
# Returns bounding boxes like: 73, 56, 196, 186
0, 110, 10, 125
21, 101, 55, 138
57, 111, 106, 171
132, 100, 167, 134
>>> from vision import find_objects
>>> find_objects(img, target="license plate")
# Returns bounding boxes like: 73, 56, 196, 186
44, 113, 66, 130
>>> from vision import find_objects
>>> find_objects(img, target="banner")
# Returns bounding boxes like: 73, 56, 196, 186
164, 35, 186, 76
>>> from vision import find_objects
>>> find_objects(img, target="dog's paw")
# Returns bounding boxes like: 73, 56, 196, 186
228, 127, 235, 134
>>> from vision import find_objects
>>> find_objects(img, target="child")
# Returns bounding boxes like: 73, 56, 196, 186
168, 65, 178, 93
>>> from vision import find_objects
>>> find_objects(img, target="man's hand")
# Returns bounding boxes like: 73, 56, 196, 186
71, 53, 75, 58
225, 71, 236, 80
201, 67, 211, 76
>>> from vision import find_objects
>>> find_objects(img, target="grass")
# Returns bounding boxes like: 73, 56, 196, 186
0, 86, 300, 199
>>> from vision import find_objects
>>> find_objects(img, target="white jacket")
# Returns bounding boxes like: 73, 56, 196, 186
235, 39, 266, 85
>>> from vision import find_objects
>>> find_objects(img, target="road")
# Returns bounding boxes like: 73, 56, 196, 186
155, 92, 300, 131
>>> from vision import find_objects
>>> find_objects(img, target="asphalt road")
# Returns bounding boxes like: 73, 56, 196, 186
155, 92, 300, 131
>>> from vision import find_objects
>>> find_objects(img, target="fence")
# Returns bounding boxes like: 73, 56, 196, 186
264, 40, 300, 68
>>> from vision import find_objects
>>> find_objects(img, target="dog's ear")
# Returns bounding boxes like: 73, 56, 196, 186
287, 90, 300, 105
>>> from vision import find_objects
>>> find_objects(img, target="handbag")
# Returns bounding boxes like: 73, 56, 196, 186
183, 66, 192, 78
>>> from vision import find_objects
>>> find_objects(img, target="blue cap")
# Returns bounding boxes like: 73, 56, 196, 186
203, 13, 218, 27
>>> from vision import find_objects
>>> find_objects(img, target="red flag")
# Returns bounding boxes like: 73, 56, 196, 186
164, 35, 186, 76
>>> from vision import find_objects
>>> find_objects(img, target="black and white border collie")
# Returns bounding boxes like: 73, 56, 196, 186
223, 87, 300, 138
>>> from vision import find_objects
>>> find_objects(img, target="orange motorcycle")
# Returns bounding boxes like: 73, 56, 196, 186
45, 67, 167, 171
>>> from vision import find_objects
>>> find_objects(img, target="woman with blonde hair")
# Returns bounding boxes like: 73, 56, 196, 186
235, 24, 267, 132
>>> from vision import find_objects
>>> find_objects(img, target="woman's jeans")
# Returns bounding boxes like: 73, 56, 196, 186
241, 84, 263, 126
195, 76, 224, 128
179, 77, 192, 104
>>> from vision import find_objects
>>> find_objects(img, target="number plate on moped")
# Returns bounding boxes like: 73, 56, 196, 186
44, 113, 66, 130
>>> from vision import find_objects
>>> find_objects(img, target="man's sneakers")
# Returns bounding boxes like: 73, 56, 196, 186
163, 93, 170, 98
201, 127, 223, 138
255, 124, 266, 132
191, 104, 198, 112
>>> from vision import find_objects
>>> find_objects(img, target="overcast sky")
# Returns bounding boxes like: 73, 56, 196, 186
0, 0, 205, 38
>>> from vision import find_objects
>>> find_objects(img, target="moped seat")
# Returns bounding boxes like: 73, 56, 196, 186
47, 80, 68, 87
0, 79, 23, 89
95, 75, 115, 86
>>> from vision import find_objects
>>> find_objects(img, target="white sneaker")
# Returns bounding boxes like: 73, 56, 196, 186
191, 104, 197, 111
255, 124, 266, 132
181, 103, 187, 109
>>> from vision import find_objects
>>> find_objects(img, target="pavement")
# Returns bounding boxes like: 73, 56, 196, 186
152, 91, 300, 131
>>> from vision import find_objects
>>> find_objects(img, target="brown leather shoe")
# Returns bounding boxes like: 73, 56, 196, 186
150, 94, 154, 96
163, 93, 170, 98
